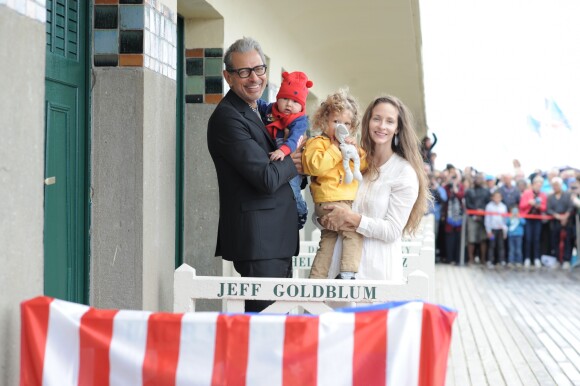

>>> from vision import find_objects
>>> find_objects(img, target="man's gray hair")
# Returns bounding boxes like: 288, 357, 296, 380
223, 37, 266, 70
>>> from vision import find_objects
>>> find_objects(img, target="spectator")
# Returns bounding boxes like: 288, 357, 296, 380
519, 175, 547, 268
499, 172, 521, 262
485, 174, 498, 193
465, 173, 491, 265
506, 206, 525, 268
484, 191, 508, 267
430, 152, 438, 171
546, 177, 574, 269
421, 133, 437, 171
442, 170, 465, 264
499, 173, 521, 210
513, 159, 525, 180
541, 168, 560, 194
426, 166, 447, 259
516, 178, 529, 195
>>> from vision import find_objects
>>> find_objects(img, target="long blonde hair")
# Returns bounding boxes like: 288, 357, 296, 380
360, 95, 431, 235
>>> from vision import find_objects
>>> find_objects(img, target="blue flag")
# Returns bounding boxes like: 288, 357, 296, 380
527, 115, 541, 136
546, 98, 571, 130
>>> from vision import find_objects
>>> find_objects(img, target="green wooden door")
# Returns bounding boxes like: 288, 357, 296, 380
44, 0, 88, 303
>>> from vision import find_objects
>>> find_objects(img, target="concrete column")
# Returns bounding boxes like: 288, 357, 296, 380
0, 7, 45, 386
183, 104, 221, 310
91, 68, 176, 312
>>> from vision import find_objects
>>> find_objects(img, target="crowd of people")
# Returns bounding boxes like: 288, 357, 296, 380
425, 151, 580, 270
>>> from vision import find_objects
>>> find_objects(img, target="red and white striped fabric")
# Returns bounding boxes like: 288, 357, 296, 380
20, 296, 456, 386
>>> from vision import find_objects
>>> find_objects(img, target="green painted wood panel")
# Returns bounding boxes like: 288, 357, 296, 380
44, 0, 88, 303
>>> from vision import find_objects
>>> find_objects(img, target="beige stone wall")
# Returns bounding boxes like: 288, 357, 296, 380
0, 7, 46, 386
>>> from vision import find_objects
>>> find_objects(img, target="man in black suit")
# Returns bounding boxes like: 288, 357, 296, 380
207, 37, 302, 312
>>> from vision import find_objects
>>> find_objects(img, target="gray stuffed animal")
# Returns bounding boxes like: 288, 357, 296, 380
335, 123, 362, 184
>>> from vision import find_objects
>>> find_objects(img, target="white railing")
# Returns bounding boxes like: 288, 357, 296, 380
174, 215, 435, 314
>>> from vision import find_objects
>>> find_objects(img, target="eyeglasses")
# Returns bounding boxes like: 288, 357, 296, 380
226, 65, 267, 78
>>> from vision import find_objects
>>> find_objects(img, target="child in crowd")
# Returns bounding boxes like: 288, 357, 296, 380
506, 206, 525, 267
302, 89, 367, 279
484, 190, 508, 267
257, 71, 313, 229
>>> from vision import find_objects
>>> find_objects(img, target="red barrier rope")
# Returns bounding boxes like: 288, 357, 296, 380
465, 209, 554, 220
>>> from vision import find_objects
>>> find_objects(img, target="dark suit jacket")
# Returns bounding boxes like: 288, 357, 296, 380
207, 90, 299, 262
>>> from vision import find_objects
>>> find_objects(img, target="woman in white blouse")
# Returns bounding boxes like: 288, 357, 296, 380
322, 95, 431, 281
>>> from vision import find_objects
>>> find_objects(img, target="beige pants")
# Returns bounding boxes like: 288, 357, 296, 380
309, 201, 363, 279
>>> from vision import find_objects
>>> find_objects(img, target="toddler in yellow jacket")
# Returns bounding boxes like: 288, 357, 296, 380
302, 89, 367, 279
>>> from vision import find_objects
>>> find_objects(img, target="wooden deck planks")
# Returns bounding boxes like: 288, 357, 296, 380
435, 264, 580, 386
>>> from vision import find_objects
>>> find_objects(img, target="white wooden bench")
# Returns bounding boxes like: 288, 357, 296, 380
174, 215, 435, 314
292, 215, 436, 299
174, 264, 429, 314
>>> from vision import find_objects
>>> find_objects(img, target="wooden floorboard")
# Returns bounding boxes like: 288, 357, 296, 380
435, 264, 580, 386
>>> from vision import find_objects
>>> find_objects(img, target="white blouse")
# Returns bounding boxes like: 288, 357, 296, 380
328, 153, 419, 281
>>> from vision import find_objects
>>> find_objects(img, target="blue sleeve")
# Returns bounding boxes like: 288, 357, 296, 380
438, 186, 448, 202
283, 115, 309, 153
256, 99, 272, 125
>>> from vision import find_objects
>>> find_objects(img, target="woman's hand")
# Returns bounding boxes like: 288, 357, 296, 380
320, 202, 361, 232
291, 135, 306, 174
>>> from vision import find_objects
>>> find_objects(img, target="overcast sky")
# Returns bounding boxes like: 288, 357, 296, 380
420, 0, 580, 176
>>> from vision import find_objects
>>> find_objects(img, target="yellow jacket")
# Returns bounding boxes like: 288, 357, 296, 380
302, 135, 368, 203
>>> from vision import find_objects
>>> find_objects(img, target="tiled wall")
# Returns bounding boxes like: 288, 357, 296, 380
0, 0, 46, 22
185, 48, 223, 104
93, 0, 177, 80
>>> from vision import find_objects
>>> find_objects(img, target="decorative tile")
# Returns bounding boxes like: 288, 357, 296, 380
120, 5, 144, 29
94, 54, 119, 67
94, 5, 118, 29
119, 54, 144, 66
204, 48, 223, 58
186, 49, 204, 59
205, 94, 223, 104
186, 95, 203, 104
186, 76, 204, 95
91, 0, 175, 78
204, 58, 222, 76
205, 76, 222, 94
186, 58, 203, 76
94, 30, 119, 54
120, 30, 143, 53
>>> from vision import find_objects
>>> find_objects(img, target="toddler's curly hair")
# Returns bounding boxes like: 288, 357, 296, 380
310, 88, 360, 136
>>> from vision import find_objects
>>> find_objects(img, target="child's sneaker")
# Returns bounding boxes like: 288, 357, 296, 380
336, 272, 356, 280
562, 261, 571, 270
